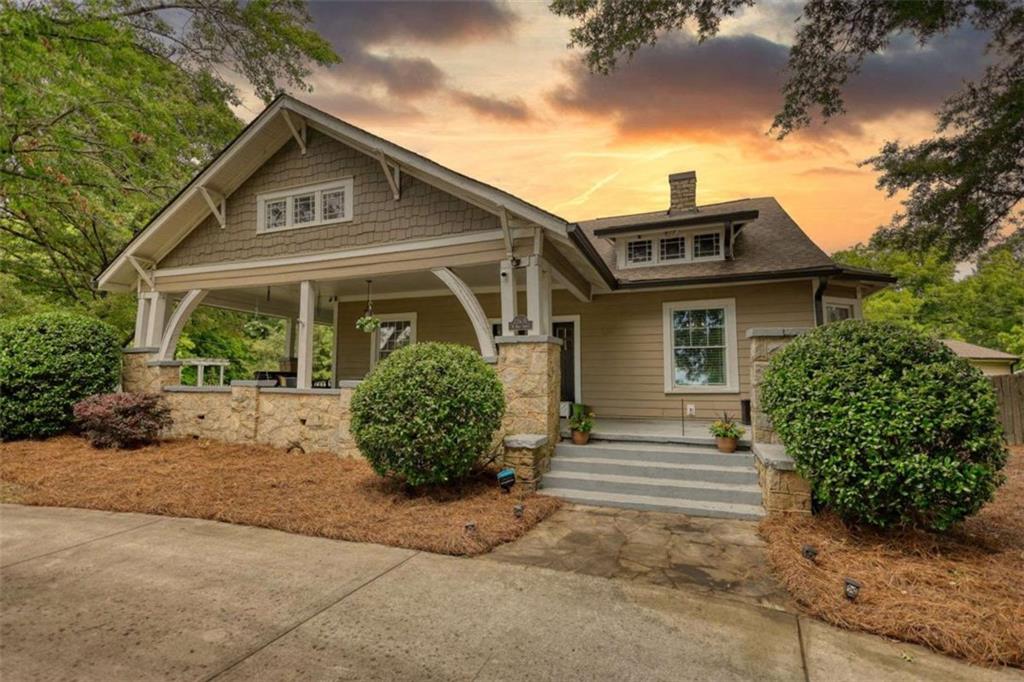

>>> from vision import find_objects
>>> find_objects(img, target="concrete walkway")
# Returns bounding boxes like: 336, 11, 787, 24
1, 505, 1019, 681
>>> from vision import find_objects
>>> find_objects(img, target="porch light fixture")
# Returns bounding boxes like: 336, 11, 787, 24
497, 468, 516, 493
844, 578, 862, 601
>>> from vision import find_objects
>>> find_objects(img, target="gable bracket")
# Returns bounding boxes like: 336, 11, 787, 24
282, 110, 307, 155
199, 186, 226, 229
375, 150, 401, 200
127, 255, 155, 288
498, 207, 514, 257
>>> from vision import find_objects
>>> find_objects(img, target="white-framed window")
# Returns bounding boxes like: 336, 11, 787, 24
822, 296, 861, 324
626, 239, 653, 265
617, 227, 726, 269
663, 298, 739, 393
256, 178, 353, 234
370, 313, 417, 367
692, 232, 721, 259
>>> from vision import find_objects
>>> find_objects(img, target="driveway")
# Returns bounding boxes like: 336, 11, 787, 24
1, 505, 1019, 682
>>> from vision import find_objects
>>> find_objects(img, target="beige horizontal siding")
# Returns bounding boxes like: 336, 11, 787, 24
334, 280, 815, 420
159, 129, 499, 269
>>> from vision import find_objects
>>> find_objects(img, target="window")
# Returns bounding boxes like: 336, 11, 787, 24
660, 235, 686, 262
626, 239, 653, 265
693, 232, 721, 258
663, 299, 738, 393
256, 178, 353, 233
372, 314, 417, 366
617, 228, 726, 268
822, 296, 861, 324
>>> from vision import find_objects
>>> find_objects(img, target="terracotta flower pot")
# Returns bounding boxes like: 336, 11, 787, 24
572, 430, 590, 445
716, 436, 738, 453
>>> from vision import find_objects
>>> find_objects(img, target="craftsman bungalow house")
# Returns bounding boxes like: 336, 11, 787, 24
98, 96, 892, 517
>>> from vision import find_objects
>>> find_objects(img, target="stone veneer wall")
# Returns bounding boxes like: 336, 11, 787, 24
494, 337, 562, 488
122, 349, 181, 393
748, 328, 812, 514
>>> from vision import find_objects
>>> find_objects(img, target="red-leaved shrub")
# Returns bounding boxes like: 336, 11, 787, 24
73, 393, 172, 449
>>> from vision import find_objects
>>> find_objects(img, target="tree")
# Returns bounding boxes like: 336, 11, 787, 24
0, 1, 337, 303
833, 243, 1024, 353
550, 0, 1024, 257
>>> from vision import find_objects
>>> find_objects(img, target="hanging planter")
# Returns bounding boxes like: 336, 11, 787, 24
356, 279, 381, 334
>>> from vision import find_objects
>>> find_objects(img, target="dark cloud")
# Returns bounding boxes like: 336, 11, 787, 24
548, 27, 988, 141
449, 90, 531, 122
308, 1, 517, 97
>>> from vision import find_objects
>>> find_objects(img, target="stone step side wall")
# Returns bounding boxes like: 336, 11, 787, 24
747, 328, 812, 514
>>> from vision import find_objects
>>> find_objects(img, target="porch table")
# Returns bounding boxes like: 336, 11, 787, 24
180, 358, 230, 387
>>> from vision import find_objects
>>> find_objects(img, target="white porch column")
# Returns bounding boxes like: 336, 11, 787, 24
144, 292, 168, 348
330, 300, 340, 387
296, 280, 317, 390
133, 294, 151, 347
499, 258, 518, 335
283, 317, 294, 358
525, 256, 551, 335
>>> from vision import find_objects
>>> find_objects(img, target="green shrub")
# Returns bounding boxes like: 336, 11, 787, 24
760, 320, 1006, 530
0, 312, 121, 440
350, 342, 505, 486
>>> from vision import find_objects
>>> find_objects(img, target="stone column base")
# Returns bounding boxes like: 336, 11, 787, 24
502, 434, 551, 490
752, 443, 811, 514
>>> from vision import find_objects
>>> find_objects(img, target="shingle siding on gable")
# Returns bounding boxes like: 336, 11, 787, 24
159, 129, 500, 268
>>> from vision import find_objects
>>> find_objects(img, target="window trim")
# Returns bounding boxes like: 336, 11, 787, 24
616, 226, 726, 269
822, 295, 861, 323
662, 298, 739, 394
370, 313, 417, 367
256, 178, 354, 234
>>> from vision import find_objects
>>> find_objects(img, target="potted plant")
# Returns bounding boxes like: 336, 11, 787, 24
568, 403, 595, 445
355, 314, 381, 333
709, 413, 745, 453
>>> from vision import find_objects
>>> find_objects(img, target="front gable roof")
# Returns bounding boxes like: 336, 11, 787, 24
97, 95, 576, 291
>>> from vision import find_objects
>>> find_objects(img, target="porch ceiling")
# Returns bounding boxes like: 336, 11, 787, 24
199, 263, 500, 321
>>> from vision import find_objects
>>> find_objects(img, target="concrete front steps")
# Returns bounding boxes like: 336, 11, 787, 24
540, 441, 765, 520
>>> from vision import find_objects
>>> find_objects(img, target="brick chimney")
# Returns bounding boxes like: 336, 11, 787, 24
669, 171, 697, 212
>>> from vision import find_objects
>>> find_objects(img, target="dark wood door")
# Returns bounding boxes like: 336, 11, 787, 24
552, 321, 575, 403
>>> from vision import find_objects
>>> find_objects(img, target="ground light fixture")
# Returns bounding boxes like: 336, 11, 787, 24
513, 504, 524, 519
844, 578, 862, 601
497, 468, 516, 493
802, 545, 818, 562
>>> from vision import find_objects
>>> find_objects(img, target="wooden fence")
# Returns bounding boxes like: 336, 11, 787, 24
990, 374, 1024, 445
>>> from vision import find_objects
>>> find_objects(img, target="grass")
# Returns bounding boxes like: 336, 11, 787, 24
0, 436, 561, 556
760, 446, 1024, 668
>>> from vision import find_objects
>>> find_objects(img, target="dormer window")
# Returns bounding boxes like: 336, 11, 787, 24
693, 232, 721, 259
616, 226, 726, 269
256, 178, 353, 234
626, 239, 653, 265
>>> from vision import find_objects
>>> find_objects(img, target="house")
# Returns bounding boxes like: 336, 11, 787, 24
942, 340, 1019, 376
97, 96, 893, 517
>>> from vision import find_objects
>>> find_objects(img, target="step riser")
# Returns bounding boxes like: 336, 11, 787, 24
540, 491, 763, 520
549, 460, 758, 485
541, 476, 763, 505
555, 445, 754, 468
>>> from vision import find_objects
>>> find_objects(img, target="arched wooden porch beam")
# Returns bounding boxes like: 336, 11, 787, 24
431, 267, 497, 362
158, 289, 208, 361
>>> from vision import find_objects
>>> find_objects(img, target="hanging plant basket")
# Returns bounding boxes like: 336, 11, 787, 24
356, 315, 381, 334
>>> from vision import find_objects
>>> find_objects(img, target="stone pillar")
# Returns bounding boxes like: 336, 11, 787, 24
747, 328, 809, 444
495, 336, 562, 486
230, 382, 261, 441
747, 328, 812, 514
121, 349, 181, 393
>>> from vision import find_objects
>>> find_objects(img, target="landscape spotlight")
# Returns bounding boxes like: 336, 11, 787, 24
801, 545, 818, 562
497, 468, 516, 493
844, 578, 862, 601
513, 504, 524, 518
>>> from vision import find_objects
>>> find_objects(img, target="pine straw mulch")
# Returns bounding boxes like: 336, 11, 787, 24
0, 436, 561, 556
760, 446, 1024, 668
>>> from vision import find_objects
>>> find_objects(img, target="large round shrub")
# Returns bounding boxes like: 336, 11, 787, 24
350, 342, 505, 486
0, 312, 120, 440
760, 321, 1006, 530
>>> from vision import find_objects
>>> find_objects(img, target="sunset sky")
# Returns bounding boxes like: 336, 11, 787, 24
231, 1, 990, 254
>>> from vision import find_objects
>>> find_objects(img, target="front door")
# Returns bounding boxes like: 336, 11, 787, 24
552, 320, 576, 414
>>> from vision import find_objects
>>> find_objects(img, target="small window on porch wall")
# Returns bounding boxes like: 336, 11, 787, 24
374, 316, 416, 365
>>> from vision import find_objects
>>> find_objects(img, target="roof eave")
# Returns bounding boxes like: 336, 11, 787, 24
591, 209, 761, 237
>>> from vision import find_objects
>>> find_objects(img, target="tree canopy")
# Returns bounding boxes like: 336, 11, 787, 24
550, 0, 1024, 257
0, 0, 337, 303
